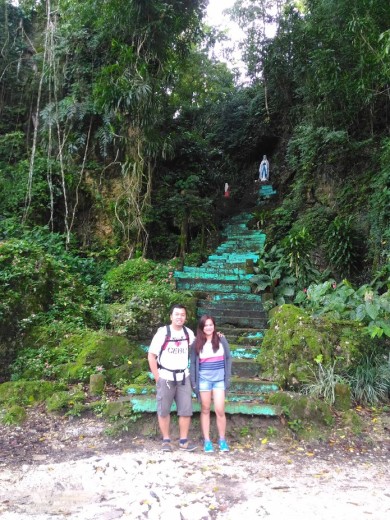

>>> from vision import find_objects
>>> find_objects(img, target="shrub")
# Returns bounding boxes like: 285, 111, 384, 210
0, 380, 66, 406
46, 388, 85, 413
325, 216, 360, 279
106, 286, 196, 338
0, 239, 103, 378
1, 405, 27, 425
282, 227, 319, 287
302, 362, 346, 405
103, 258, 174, 300
295, 279, 390, 339
347, 353, 390, 405
259, 304, 368, 388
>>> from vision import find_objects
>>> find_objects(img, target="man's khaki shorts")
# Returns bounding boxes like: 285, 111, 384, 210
156, 376, 193, 417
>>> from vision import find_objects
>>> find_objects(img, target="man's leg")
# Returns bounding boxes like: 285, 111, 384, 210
156, 378, 174, 444
176, 378, 196, 451
178, 415, 191, 440
158, 414, 171, 439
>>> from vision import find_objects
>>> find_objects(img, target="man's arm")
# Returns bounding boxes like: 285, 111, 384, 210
148, 352, 159, 383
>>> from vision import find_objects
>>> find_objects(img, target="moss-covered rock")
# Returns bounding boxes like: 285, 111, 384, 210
45, 388, 85, 412
258, 304, 368, 388
57, 331, 147, 383
104, 400, 131, 418
89, 373, 105, 395
334, 383, 352, 411
1, 404, 27, 425
340, 409, 364, 434
0, 380, 66, 406
269, 391, 334, 427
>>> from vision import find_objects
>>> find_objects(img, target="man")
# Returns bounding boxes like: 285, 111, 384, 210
148, 304, 197, 452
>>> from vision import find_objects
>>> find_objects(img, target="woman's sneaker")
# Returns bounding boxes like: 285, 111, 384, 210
204, 440, 214, 453
218, 439, 230, 452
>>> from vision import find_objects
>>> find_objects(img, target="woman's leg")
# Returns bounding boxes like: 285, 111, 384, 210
212, 389, 226, 439
200, 390, 212, 440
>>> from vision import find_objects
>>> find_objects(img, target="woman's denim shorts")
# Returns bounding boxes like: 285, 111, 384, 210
199, 379, 225, 392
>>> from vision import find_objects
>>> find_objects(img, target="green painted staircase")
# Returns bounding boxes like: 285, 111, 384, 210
127, 206, 281, 417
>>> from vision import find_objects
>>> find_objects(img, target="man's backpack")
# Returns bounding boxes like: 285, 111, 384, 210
157, 325, 190, 385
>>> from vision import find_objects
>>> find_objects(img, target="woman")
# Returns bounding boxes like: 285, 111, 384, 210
190, 315, 232, 453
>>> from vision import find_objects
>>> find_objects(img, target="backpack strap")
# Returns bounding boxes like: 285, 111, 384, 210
157, 325, 171, 367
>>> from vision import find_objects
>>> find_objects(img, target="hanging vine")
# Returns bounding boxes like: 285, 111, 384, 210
23, 0, 52, 223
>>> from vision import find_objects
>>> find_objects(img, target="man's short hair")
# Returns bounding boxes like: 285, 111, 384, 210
169, 304, 187, 315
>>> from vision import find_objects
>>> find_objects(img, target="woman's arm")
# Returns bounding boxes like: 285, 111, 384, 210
221, 337, 232, 389
189, 341, 197, 390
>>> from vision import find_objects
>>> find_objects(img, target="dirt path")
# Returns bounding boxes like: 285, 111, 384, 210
0, 409, 389, 519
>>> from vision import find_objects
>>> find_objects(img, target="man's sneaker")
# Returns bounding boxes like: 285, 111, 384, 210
218, 439, 230, 452
161, 440, 172, 452
179, 441, 197, 452
204, 440, 214, 453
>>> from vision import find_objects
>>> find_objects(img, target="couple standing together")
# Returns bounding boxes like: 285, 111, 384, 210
148, 304, 232, 453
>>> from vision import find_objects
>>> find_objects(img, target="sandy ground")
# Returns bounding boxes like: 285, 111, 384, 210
0, 407, 389, 519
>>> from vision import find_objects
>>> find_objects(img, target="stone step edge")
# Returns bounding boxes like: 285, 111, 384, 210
128, 395, 281, 416
126, 379, 279, 396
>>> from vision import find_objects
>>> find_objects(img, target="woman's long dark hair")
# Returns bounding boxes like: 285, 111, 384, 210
195, 315, 220, 355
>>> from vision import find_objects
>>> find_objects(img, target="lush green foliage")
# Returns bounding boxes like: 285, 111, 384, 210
295, 280, 390, 339
325, 216, 360, 279
0, 380, 66, 406
0, 0, 389, 414
250, 244, 296, 308
0, 405, 27, 425
258, 304, 369, 388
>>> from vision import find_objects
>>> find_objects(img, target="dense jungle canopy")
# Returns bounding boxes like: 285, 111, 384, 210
0, 0, 389, 383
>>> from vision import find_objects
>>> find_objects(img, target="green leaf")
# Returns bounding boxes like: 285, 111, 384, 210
355, 304, 367, 321
280, 286, 295, 297
365, 301, 380, 321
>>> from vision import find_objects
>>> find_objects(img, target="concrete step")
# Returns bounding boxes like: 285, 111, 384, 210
202, 314, 268, 328
197, 302, 265, 314
128, 395, 281, 416
140, 342, 261, 358
126, 371, 280, 415
214, 247, 262, 255
230, 346, 260, 359
230, 377, 279, 394
197, 308, 267, 321
217, 238, 264, 246
212, 293, 263, 303
216, 237, 265, 247
208, 253, 259, 262
232, 358, 259, 378
175, 280, 252, 293
201, 262, 254, 270
219, 327, 265, 346
126, 378, 278, 397
218, 237, 265, 245
183, 266, 248, 276
175, 270, 253, 281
